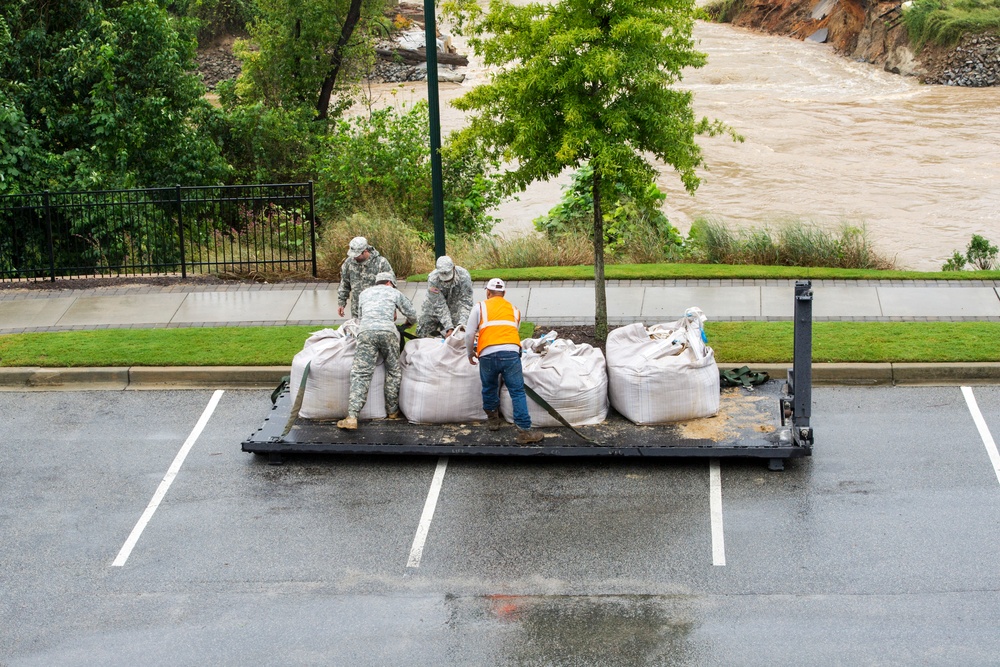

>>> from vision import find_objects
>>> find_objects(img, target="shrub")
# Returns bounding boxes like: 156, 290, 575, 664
942, 234, 998, 270
313, 101, 503, 237
533, 164, 687, 262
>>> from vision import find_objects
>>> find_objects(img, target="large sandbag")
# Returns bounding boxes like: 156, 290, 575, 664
289, 321, 387, 420
399, 326, 488, 423
501, 335, 609, 427
606, 309, 719, 424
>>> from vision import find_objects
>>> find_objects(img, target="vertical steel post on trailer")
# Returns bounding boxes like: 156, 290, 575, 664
781, 280, 813, 447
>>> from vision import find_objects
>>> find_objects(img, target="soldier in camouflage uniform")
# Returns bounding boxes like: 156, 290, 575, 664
337, 272, 417, 430
337, 236, 394, 320
416, 255, 474, 338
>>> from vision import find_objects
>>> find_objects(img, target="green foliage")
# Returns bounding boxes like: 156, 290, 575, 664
313, 102, 502, 236
235, 0, 388, 116
533, 164, 686, 259
943, 234, 999, 270
202, 83, 320, 184
699, 0, 746, 23
168, 0, 257, 41
902, 0, 1000, 49
687, 218, 897, 269
445, 0, 738, 200
0, 0, 229, 193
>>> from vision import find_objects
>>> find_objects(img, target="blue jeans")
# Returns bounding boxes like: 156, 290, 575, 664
479, 350, 531, 430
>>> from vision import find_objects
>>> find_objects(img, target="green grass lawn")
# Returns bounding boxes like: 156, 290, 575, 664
2, 321, 998, 367
406, 263, 1000, 282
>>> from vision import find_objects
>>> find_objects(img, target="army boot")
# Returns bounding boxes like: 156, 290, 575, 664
337, 416, 358, 430
485, 409, 503, 431
516, 428, 543, 444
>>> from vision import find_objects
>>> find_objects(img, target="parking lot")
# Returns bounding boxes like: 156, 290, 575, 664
3, 385, 1000, 665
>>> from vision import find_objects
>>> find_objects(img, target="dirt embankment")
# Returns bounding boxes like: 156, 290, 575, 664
727, 0, 1000, 85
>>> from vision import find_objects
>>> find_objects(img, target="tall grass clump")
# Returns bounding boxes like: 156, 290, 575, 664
316, 205, 434, 280
902, 0, 1000, 49
448, 233, 594, 269
687, 218, 897, 269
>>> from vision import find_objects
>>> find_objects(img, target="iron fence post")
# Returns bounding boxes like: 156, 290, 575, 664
176, 185, 186, 278
45, 191, 56, 281
308, 181, 317, 277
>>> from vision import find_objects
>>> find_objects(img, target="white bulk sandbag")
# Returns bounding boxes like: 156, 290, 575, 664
500, 335, 609, 427
289, 321, 387, 420
399, 326, 487, 423
606, 308, 720, 424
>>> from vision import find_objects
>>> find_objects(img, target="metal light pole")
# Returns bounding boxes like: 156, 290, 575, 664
423, 0, 446, 258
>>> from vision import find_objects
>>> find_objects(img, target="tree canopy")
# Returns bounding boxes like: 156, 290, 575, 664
0, 0, 229, 194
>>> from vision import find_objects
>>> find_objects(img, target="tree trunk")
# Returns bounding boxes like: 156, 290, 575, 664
316, 0, 364, 120
593, 168, 608, 342
374, 46, 469, 66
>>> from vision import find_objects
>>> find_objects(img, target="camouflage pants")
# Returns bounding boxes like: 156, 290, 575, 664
348, 330, 402, 417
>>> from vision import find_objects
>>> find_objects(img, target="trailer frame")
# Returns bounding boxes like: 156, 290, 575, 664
242, 281, 815, 470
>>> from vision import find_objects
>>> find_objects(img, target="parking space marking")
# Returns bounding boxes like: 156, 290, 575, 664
406, 456, 449, 568
710, 459, 726, 566
962, 386, 1000, 486
111, 390, 224, 567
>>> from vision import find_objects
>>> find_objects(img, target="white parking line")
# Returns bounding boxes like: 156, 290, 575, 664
111, 390, 224, 567
962, 386, 1000, 486
407, 456, 449, 568
710, 459, 726, 566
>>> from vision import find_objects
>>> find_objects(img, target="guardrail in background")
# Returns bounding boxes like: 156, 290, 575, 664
0, 182, 316, 281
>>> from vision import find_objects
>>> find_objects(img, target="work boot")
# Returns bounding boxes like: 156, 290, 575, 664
515, 428, 543, 444
485, 409, 503, 431
337, 416, 358, 430
386, 411, 401, 420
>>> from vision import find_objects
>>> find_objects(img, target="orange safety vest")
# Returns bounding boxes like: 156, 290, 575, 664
475, 297, 521, 357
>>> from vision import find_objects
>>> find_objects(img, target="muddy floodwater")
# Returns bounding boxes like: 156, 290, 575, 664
352, 20, 1000, 271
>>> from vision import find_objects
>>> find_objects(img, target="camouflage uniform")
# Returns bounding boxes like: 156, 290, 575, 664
338, 247, 394, 319
347, 284, 417, 418
416, 265, 474, 338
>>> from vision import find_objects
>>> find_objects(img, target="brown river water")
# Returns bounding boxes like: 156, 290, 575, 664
353, 20, 1000, 271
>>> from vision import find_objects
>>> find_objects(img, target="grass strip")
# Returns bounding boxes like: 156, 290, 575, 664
1, 322, 999, 367
405, 264, 1000, 282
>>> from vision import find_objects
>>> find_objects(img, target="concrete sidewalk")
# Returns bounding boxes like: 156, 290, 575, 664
1, 278, 999, 388
2, 278, 999, 333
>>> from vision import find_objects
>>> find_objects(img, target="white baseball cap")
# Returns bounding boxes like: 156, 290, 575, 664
486, 278, 505, 291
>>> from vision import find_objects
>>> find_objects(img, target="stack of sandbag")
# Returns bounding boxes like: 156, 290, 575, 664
501, 334, 608, 427
289, 321, 387, 420
399, 326, 487, 423
606, 308, 720, 424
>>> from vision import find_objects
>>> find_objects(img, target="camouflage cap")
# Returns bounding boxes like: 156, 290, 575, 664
375, 271, 396, 286
435, 255, 455, 281
347, 236, 369, 259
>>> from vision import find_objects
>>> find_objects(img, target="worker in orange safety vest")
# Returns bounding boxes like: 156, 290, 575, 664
464, 278, 543, 444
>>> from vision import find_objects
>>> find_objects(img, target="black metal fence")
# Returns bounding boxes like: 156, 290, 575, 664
0, 183, 316, 281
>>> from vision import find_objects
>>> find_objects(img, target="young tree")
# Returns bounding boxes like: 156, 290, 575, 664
446, 0, 739, 340
236, 0, 389, 119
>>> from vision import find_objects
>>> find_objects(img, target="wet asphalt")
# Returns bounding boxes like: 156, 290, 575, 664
3, 385, 1000, 666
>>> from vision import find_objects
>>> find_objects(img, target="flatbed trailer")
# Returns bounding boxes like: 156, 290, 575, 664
242, 281, 815, 470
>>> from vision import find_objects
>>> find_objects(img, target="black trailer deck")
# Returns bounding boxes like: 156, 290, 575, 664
242, 281, 816, 469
